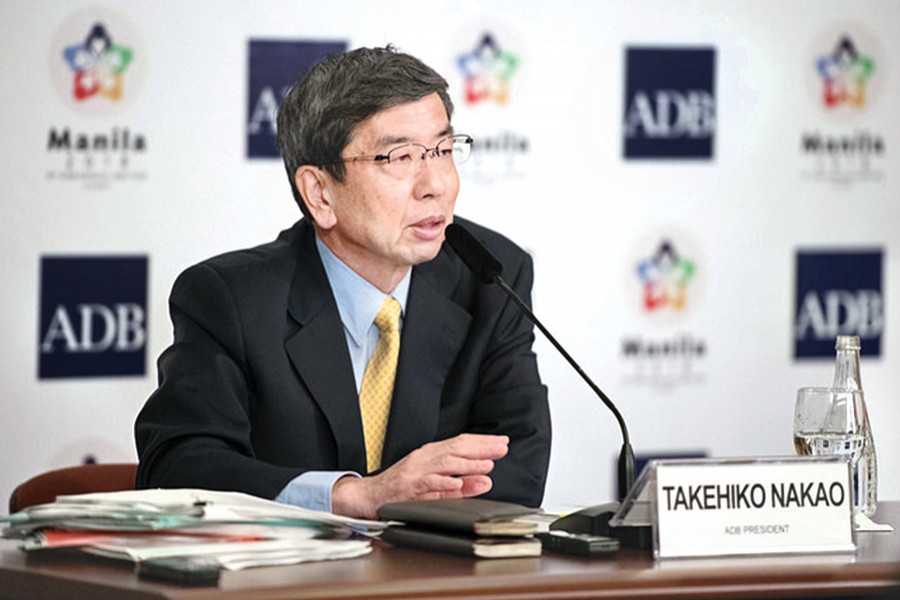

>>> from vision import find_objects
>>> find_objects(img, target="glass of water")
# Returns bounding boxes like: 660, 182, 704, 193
794, 386, 866, 464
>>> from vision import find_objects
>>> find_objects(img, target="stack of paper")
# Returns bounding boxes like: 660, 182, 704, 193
2, 488, 386, 571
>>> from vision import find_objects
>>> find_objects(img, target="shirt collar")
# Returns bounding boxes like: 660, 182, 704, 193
315, 235, 410, 347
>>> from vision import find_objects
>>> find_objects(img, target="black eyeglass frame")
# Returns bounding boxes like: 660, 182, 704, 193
320, 134, 474, 167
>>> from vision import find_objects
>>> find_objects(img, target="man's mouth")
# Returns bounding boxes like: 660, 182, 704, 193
410, 216, 445, 238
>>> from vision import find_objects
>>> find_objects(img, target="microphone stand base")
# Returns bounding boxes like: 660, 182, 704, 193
550, 503, 652, 552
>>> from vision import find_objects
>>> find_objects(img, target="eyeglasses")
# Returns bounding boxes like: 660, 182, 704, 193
330, 134, 473, 177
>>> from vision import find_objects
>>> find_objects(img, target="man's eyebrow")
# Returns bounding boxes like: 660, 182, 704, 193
375, 134, 414, 148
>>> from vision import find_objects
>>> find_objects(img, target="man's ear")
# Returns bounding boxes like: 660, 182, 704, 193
294, 166, 337, 229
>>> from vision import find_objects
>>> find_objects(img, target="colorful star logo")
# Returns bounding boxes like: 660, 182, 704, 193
636, 241, 696, 311
816, 36, 875, 108
457, 33, 518, 105
63, 23, 133, 101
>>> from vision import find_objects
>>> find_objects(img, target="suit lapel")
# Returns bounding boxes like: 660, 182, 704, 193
382, 249, 472, 465
284, 223, 367, 473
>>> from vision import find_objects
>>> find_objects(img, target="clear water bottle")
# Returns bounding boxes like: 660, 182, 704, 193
832, 335, 877, 517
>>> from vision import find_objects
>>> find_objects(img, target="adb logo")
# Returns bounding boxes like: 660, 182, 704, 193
39, 257, 148, 379
795, 250, 883, 358
247, 40, 347, 158
623, 47, 716, 159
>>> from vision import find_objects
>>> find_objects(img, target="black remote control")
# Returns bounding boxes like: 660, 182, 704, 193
536, 530, 621, 557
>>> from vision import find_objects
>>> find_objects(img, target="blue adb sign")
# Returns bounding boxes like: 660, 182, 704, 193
247, 39, 347, 159
623, 47, 716, 159
39, 256, 148, 378
795, 250, 884, 358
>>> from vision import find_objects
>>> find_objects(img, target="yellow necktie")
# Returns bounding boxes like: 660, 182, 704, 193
359, 296, 401, 473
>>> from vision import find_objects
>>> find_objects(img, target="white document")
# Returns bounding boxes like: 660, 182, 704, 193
84, 537, 372, 570
41, 488, 387, 533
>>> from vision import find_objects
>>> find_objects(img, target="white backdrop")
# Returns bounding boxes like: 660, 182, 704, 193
2, 0, 898, 513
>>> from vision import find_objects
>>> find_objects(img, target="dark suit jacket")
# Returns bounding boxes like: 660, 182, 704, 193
134, 217, 551, 507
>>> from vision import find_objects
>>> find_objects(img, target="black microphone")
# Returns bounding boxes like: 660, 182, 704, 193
445, 223, 635, 503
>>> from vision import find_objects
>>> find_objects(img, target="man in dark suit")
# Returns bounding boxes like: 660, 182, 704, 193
134, 46, 551, 519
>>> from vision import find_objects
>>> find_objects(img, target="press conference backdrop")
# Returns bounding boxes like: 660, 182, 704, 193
2, 0, 898, 512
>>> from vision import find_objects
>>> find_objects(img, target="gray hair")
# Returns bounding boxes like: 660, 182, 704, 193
276, 45, 454, 216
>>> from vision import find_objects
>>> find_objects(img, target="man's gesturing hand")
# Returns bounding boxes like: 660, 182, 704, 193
331, 433, 509, 519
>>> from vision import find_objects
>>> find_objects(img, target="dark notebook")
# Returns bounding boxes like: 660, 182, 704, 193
380, 526, 541, 559
377, 498, 540, 536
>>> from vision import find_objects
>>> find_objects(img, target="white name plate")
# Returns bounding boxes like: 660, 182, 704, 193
654, 457, 855, 558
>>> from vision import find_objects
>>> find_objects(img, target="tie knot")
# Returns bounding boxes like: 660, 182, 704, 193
374, 296, 401, 334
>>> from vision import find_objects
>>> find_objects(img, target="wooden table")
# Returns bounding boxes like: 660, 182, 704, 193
2, 503, 899, 599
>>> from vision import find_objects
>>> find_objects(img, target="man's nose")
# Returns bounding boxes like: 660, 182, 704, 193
412, 154, 451, 198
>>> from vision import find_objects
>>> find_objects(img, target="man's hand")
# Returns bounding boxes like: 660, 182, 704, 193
331, 433, 509, 519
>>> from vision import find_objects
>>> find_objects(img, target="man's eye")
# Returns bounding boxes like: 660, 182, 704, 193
391, 150, 415, 163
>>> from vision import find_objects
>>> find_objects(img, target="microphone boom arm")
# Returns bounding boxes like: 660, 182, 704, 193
444, 222, 635, 500
493, 273, 635, 500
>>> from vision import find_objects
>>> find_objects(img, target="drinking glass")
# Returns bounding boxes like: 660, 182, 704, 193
793, 386, 866, 464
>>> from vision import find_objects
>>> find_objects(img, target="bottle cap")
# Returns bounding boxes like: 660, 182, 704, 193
835, 335, 861, 351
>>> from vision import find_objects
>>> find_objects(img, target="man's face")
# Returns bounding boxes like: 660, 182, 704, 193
317, 92, 460, 292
